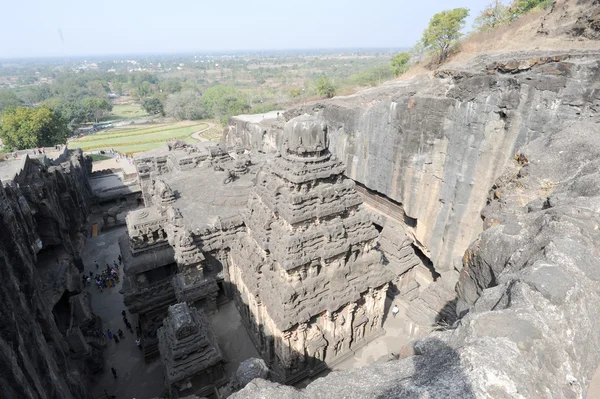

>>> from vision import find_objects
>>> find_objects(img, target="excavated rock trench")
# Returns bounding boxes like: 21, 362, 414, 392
225, 48, 600, 398
1, 2, 600, 398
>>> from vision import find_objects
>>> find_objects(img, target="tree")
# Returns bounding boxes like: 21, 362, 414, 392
159, 79, 183, 94
21, 84, 53, 106
474, 0, 510, 31
391, 52, 411, 76
0, 107, 69, 150
0, 89, 21, 113
42, 98, 88, 131
315, 77, 336, 98
165, 90, 206, 120
82, 97, 112, 123
288, 88, 302, 98
135, 81, 154, 99
508, 0, 553, 19
349, 66, 395, 87
202, 86, 250, 124
112, 81, 124, 96
87, 80, 110, 99
142, 97, 164, 116
420, 8, 470, 63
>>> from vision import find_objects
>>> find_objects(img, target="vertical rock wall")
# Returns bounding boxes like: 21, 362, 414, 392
226, 51, 600, 275
0, 150, 93, 399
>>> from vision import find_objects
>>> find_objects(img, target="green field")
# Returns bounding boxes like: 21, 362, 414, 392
68, 122, 208, 154
89, 154, 112, 162
104, 104, 148, 121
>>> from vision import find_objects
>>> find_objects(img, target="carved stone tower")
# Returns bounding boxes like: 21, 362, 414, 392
157, 303, 227, 397
228, 115, 395, 384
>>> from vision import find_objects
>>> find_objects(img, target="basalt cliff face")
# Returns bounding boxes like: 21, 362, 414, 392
226, 50, 600, 273
0, 150, 93, 399
228, 1, 600, 397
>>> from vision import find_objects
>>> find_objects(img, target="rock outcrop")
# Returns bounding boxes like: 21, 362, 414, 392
0, 150, 93, 398
226, 49, 600, 275
227, 2, 600, 397
233, 118, 600, 399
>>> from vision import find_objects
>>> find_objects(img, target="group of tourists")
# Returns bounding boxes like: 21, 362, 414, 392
98, 148, 135, 165
87, 254, 144, 387
91, 258, 121, 292
93, 308, 142, 351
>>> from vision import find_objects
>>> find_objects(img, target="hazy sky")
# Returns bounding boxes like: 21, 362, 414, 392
1, 0, 491, 58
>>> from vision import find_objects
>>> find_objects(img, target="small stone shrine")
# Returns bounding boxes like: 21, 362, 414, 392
157, 303, 227, 398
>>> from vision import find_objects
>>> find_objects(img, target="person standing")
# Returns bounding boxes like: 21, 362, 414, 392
107, 329, 113, 340
392, 304, 399, 318
111, 367, 117, 378
118, 254, 122, 264
135, 338, 142, 350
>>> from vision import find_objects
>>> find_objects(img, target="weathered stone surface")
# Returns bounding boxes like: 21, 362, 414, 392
231, 119, 600, 399
227, 116, 405, 384
228, 3, 600, 397
225, 49, 600, 276
235, 358, 269, 388
0, 150, 93, 398
157, 303, 226, 397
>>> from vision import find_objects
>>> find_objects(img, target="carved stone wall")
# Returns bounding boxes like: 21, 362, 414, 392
228, 116, 404, 383
157, 303, 227, 397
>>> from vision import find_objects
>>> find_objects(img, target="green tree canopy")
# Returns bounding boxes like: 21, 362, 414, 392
0, 89, 21, 113
202, 86, 249, 124
420, 8, 469, 63
82, 97, 112, 123
391, 52, 412, 76
142, 97, 165, 116
159, 79, 183, 94
349, 66, 395, 87
315, 77, 336, 98
0, 107, 69, 150
165, 91, 206, 120
509, 0, 552, 19
474, 0, 510, 31
288, 88, 302, 98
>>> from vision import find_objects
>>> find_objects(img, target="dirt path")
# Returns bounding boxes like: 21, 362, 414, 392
190, 122, 216, 142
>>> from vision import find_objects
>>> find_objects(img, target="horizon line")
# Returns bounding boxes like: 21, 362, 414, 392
0, 46, 412, 61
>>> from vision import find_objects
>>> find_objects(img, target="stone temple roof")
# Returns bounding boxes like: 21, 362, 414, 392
164, 164, 256, 231
157, 303, 224, 386
231, 116, 394, 331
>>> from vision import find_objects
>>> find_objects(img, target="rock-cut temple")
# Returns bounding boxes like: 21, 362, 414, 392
120, 115, 427, 394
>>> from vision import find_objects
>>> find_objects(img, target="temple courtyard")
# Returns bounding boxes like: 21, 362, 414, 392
80, 223, 412, 398
81, 225, 259, 398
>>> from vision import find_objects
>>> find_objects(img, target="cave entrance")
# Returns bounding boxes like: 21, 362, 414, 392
411, 243, 440, 281
53, 290, 76, 335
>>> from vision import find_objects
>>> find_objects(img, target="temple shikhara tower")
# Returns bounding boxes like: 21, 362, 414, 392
228, 116, 395, 383
157, 303, 226, 397
119, 115, 418, 394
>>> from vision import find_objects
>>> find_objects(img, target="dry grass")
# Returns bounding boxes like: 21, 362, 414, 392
390, 2, 600, 83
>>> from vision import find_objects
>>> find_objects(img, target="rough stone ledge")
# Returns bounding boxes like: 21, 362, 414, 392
231, 119, 600, 398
